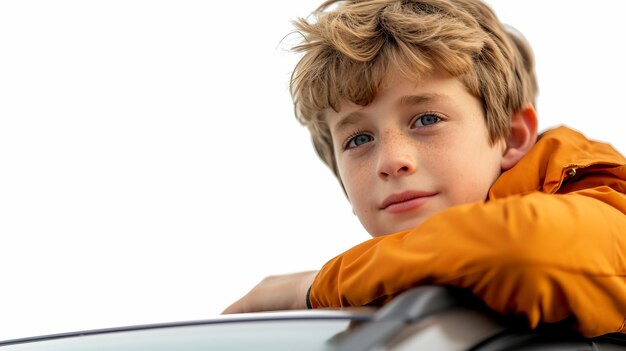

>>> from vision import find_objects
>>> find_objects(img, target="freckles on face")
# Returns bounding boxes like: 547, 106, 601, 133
327, 69, 505, 237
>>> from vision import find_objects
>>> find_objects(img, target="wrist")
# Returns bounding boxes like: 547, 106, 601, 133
293, 270, 317, 310
305, 285, 313, 309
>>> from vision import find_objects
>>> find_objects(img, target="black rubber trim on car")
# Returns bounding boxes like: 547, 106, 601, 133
469, 328, 626, 351
471, 331, 557, 351
331, 285, 461, 351
589, 333, 626, 350
597, 333, 626, 344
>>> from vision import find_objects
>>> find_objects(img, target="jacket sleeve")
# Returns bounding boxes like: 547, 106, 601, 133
309, 187, 626, 337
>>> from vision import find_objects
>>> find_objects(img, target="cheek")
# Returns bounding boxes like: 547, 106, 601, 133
340, 163, 368, 208
444, 150, 501, 204
338, 158, 381, 228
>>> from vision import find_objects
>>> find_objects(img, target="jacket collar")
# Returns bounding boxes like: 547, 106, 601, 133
489, 126, 626, 199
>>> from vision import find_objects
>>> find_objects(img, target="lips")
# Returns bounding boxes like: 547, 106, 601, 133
380, 191, 436, 212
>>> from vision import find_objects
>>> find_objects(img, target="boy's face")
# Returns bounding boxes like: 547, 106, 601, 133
325, 69, 507, 237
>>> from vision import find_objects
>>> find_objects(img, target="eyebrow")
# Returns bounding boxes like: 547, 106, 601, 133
332, 93, 444, 135
333, 110, 366, 136
399, 93, 443, 106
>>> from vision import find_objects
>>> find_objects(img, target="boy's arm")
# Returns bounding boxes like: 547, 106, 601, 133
222, 271, 317, 314
310, 188, 626, 337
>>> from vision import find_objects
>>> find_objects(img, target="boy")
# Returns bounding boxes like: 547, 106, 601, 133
224, 0, 626, 337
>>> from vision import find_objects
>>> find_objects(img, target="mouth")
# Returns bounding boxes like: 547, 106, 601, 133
380, 191, 437, 213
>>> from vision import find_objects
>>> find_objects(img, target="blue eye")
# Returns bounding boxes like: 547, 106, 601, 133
346, 134, 373, 149
413, 114, 441, 127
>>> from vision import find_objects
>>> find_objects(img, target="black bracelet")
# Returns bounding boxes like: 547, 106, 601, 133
305, 285, 313, 309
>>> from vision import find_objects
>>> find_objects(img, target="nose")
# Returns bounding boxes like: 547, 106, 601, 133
377, 133, 417, 179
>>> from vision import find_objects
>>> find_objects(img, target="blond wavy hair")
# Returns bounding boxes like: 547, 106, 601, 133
289, 0, 537, 176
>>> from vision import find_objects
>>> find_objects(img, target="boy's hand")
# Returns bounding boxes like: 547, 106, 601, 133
222, 271, 318, 314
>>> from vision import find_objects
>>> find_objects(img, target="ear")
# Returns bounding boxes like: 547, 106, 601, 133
501, 104, 538, 171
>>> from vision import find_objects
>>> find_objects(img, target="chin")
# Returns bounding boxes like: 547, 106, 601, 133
369, 218, 428, 237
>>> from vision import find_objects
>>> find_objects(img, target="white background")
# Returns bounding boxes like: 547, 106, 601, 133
1, 0, 624, 341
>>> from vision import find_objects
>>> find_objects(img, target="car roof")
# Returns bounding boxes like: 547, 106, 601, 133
1, 286, 626, 351
0, 309, 374, 345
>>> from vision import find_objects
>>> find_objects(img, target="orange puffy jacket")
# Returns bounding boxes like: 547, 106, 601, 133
310, 126, 626, 337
